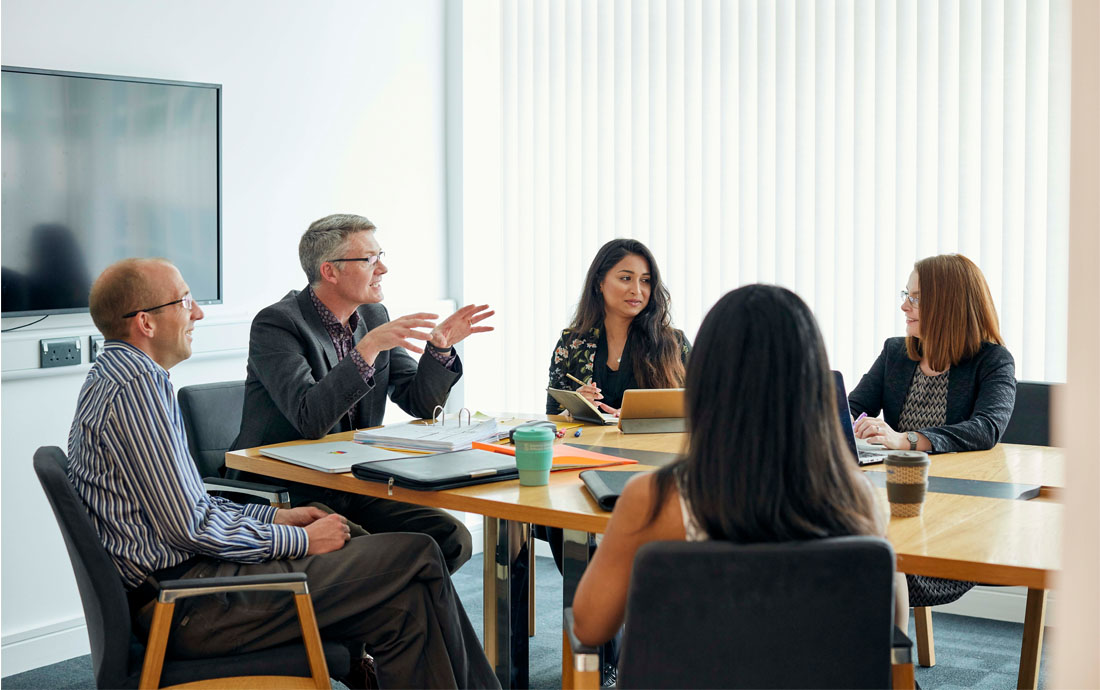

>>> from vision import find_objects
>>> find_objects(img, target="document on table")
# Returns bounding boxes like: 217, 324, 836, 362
354, 417, 510, 453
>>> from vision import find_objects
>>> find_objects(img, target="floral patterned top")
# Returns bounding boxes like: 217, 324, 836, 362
545, 326, 691, 414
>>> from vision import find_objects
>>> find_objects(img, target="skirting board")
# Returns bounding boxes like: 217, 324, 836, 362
2, 617, 89, 677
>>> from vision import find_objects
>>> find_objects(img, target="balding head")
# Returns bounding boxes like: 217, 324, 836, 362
89, 258, 172, 340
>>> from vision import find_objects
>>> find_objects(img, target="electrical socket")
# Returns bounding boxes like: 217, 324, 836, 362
89, 335, 106, 362
40, 337, 82, 368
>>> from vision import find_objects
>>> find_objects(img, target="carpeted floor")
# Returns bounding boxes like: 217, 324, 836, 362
4, 553, 1048, 689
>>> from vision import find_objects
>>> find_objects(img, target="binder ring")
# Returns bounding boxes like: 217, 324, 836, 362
431, 405, 445, 426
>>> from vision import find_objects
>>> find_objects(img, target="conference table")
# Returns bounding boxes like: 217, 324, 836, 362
225, 419, 1063, 690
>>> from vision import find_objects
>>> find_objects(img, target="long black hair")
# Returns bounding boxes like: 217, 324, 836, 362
570, 239, 685, 389
650, 284, 877, 541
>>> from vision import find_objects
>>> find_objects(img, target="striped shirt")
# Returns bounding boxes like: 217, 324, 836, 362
68, 341, 308, 589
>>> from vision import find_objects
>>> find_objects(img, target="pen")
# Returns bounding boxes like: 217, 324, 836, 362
565, 373, 588, 388
854, 412, 867, 424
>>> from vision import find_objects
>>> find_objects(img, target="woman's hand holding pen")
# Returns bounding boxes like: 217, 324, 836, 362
566, 373, 604, 404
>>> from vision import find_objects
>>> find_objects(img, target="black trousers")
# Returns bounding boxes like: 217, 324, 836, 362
138, 533, 499, 689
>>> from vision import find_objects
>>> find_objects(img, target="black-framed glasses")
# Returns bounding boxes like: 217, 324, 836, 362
329, 252, 385, 266
122, 294, 193, 319
900, 289, 920, 307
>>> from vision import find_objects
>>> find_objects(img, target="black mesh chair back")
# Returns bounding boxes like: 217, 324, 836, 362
34, 446, 138, 689
1002, 381, 1054, 446
617, 537, 896, 689
178, 381, 245, 478
34, 446, 348, 688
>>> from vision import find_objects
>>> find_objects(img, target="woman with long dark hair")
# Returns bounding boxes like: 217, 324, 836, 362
572, 285, 901, 645
546, 238, 689, 416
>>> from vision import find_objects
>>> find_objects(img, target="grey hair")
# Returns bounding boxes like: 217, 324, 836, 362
299, 214, 377, 286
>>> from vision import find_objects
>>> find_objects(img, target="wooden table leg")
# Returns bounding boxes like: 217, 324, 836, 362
561, 529, 593, 688
1017, 588, 1047, 690
914, 606, 935, 667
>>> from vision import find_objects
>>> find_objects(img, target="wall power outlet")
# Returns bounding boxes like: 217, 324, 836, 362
89, 335, 106, 362
40, 337, 82, 368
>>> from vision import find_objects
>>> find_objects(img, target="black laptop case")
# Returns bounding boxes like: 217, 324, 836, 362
352, 448, 519, 490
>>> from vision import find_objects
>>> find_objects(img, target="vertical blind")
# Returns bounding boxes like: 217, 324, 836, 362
459, 0, 1071, 415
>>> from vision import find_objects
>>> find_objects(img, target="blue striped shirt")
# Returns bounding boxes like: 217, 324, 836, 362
68, 341, 308, 589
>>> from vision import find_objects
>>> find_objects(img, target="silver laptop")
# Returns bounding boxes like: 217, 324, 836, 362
259, 441, 413, 473
833, 371, 891, 466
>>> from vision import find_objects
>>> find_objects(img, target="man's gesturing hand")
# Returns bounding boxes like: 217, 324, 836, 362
428, 304, 495, 350
355, 312, 439, 364
305, 513, 351, 555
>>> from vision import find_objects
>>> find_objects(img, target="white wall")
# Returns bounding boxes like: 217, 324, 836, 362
1, 0, 449, 674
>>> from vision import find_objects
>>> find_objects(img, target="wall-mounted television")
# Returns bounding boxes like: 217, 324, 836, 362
1, 66, 221, 317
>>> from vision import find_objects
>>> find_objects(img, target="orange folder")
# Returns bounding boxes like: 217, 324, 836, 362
471, 441, 638, 471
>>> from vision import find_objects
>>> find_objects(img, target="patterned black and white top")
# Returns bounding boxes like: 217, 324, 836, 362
848, 337, 1016, 453
897, 368, 950, 432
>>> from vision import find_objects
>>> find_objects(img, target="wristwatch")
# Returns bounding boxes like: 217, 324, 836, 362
906, 431, 919, 451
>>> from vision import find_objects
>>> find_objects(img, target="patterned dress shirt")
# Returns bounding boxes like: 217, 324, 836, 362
307, 287, 456, 429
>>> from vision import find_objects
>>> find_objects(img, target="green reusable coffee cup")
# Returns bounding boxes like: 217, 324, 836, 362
513, 426, 555, 486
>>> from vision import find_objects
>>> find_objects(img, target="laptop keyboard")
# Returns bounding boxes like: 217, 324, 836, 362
857, 448, 888, 465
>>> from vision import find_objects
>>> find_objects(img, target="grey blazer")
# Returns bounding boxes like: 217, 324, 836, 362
848, 337, 1016, 453
231, 289, 461, 451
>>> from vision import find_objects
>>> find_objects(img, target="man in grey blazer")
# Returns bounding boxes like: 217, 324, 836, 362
232, 213, 494, 574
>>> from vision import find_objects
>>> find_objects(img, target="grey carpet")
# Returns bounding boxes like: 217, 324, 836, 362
3, 553, 1049, 689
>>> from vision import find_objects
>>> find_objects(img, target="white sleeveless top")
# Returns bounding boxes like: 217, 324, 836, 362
676, 471, 708, 542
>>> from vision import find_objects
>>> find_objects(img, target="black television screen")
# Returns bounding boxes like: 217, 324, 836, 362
1, 66, 221, 317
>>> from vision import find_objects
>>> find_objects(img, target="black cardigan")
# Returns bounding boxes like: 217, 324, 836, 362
848, 337, 1016, 453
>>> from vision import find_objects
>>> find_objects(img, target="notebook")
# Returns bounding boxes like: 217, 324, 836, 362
618, 388, 687, 434
546, 388, 618, 425
833, 371, 891, 466
351, 448, 519, 490
259, 441, 411, 473
353, 417, 508, 452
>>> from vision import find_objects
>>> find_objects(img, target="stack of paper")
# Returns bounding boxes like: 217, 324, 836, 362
354, 418, 507, 453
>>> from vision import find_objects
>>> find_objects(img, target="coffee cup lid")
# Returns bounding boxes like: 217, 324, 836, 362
886, 451, 929, 464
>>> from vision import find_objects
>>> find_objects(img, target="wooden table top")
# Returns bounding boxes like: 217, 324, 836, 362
225, 421, 1063, 589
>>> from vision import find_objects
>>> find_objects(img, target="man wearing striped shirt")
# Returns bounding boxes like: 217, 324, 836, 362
68, 258, 498, 689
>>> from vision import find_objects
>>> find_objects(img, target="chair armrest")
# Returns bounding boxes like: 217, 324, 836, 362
157, 572, 309, 603
203, 477, 290, 508
141, 572, 331, 689
563, 608, 600, 666
892, 625, 913, 665
891, 625, 915, 690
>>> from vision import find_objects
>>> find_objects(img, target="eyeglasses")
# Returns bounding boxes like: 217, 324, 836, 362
900, 289, 920, 307
329, 252, 385, 266
122, 294, 194, 319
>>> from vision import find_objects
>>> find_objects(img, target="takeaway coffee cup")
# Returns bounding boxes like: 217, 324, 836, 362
512, 425, 555, 486
885, 451, 931, 517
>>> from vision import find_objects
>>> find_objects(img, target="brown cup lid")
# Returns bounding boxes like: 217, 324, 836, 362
885, 451, 930, 466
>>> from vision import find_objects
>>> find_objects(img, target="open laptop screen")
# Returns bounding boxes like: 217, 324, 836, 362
833, 371, 860, 459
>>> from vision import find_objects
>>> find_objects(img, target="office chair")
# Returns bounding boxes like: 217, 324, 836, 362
1001, 381, 1055, 446
178, 381, 291, 507
33, 446, 349, 689
911, 380, 1056, 667
565, 537, 914, 689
